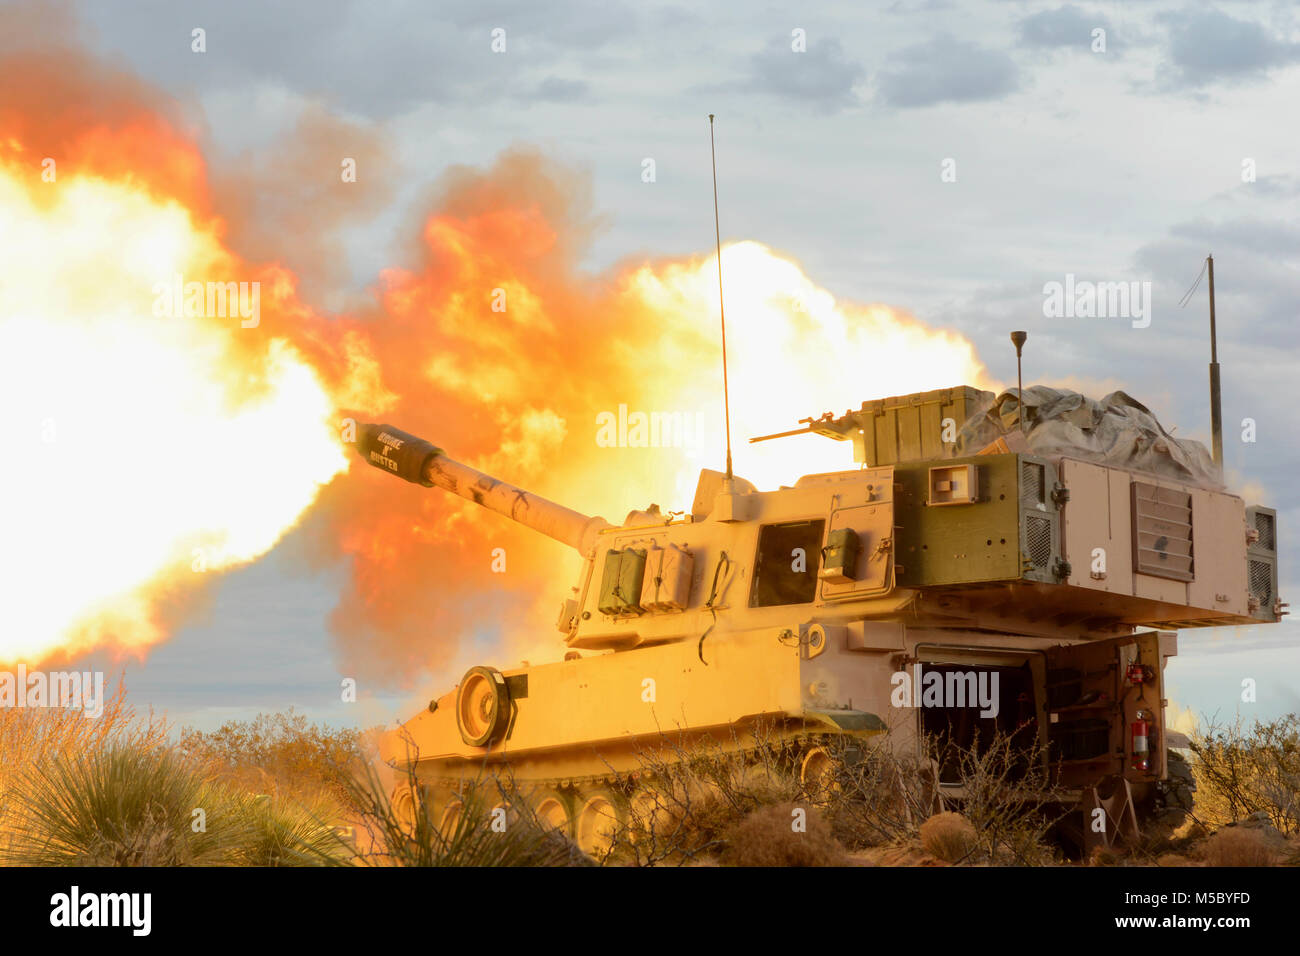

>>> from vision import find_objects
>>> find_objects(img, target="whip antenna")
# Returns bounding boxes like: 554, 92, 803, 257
709, 113, 734, 480
1207, 254, 1223, 468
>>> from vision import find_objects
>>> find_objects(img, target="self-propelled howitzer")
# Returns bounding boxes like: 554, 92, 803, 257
353, 391, 1283, 857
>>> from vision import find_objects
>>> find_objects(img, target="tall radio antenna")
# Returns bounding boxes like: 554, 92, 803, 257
1206, 254, 1223, 468
709, 113, 734, 480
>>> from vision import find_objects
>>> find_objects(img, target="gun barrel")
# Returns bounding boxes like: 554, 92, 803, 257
355, 424, 611, 553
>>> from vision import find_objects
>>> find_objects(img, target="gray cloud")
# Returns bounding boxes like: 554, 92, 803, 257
531, 76, 590, 102
1247, 174, 1300, 200
1019, 5, 1115, 50
73, 0, 637, 118
875, 34, 1019, 107
745, 34, 864, 112
1159, 7, 1300, 88
1206, 174, 1300, 205
887, 0, 955, 13
443, 0, 638, 49
1178, 624, 1300, 657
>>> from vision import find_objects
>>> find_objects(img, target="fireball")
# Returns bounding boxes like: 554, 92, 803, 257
0, 156, 347, 663
0, 134, 988, 681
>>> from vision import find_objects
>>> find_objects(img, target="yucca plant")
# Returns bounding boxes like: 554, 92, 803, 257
228, 792, 351, 866
0, 675, 167, 854
323, 759, 582, 867
2, 742, 244, 866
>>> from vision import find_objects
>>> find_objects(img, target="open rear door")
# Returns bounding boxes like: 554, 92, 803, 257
1044, 631, 1175, 789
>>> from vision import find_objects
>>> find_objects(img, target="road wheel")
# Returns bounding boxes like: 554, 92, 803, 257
800, 745, 841, 804
574, 788, 627, 858
392, 785, 419, 835
532, 790, 573, 838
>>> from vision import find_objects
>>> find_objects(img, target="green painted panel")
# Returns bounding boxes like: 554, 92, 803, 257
893, 453, 1023, 586
598, 547, 647, 615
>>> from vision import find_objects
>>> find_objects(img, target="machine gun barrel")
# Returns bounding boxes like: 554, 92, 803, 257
355, 423, 611, 554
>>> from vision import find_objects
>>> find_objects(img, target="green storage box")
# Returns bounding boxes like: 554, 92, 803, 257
597, 548, 647, 615
820, 528, 860, 584
811, 386, 990, 465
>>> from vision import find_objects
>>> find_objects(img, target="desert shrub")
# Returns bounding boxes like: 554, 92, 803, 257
177, 709, 366, 810
1, 738, 352, 867
920, 812, 978, 863
1089, 845, 1122, 867
586, 722, 1064, 866
1189, 714, 1300, 835
0, 675, 167, 853
1, 742, 240, 866
1200, 827, 1278, 867
720, 802, 849, 867
228, 792, 348, 866
819, 727, 1062, 864
328, 758, 582, 868
819, 731, 944, 848
600, 725, 804, 866
933, 729, 1066, 865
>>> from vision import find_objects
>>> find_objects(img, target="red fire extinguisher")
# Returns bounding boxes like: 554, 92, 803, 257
1131, 710, 1150, 772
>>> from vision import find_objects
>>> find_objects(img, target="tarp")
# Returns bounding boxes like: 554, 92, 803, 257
951, 386, 1222, 488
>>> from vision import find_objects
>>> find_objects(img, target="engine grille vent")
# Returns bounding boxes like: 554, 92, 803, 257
1022, 461, 1044, 505
1249, 559, 1274, 606
1026, 515, 1053, 568
1255, 511, 1276, 551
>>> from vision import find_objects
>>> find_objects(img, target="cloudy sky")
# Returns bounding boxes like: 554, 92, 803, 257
32, 0, 1298, 731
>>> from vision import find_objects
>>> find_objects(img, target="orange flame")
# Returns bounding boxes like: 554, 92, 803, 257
0, 145, 346, 664
314, 152, 991, 682
0, 46, 989, 680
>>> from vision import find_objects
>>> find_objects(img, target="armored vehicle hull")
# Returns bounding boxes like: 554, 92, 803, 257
354, 389, 1283, 855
